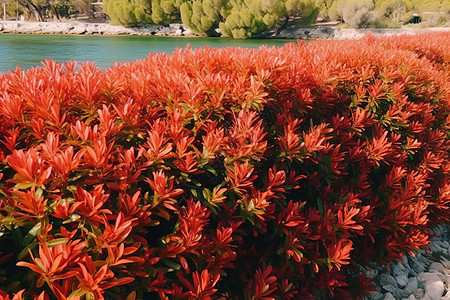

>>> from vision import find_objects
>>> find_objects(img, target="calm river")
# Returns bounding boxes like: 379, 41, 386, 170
0, 34, 296, 73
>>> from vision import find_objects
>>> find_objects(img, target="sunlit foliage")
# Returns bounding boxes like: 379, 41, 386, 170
0, 32, 449, 299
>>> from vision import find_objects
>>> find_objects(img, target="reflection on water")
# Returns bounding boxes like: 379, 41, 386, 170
0, 34, 297, 73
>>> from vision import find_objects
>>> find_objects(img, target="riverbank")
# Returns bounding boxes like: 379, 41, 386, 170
0, 20, 449, 39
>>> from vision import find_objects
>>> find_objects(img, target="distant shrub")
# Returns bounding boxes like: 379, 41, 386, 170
337, 0, 375, 28
0, 32, 449, 299
373, 0, 410, 27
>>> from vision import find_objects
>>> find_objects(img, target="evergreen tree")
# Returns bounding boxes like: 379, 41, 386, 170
104, 0, 153, 26
219, 2, 267, 38
373, 0, 411, 27
219, 0, 318, 38
180, 0, 230, 36
151, 0, 186, 24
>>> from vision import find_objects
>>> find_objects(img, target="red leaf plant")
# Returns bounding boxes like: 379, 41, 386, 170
0, 32, 449, 298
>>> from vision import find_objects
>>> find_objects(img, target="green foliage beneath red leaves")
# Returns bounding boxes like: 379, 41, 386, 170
0, 32, 449, 299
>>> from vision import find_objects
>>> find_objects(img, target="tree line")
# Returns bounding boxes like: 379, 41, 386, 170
1, 0, 449, 37
103, 0, 449, 38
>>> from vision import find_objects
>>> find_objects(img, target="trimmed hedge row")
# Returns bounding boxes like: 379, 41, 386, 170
0, 32, 449, 299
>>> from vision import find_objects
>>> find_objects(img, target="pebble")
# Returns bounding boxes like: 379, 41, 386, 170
415, 288, 425, 299
413, 261, 428, 274
362, 225, 450, 300
429, 262, 446, 273
383, 284, 398, 293
396, 275, 408, 287
370, 291, 384, 300
423, 280, 444, 300
405, 277, 419, 293
380, 274, 399, 287
394, 262, 409, 277
418, 272, 442, 284
384, 292, 396, 300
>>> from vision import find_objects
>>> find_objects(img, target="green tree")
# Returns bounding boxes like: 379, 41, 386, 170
218, 2, 267, 38
180, 0, 230, 36
373, 0, 411, 27
16, 0, 75, 21
151, 0, 185, 24
103, 0, 153, 26
219, 0, 318, 38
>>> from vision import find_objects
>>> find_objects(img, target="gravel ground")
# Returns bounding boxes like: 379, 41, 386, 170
364, 224, 450, 300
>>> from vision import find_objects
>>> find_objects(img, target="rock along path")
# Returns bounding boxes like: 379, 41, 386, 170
365, 224, 450, 300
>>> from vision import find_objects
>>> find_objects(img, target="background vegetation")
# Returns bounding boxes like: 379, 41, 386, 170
101, 0, 449, 37
1, 0, 449, 37
0, 32, 449, 299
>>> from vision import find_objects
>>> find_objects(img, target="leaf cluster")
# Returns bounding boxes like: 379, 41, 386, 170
0, 32, 449, 299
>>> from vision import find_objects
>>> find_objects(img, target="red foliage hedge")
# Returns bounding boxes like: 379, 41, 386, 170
0, 32, 449, 299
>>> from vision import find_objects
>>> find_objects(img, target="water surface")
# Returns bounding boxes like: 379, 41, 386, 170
0, 34, 297, 73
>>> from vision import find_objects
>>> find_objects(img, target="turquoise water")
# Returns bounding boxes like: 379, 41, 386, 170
0, 34, 297, 73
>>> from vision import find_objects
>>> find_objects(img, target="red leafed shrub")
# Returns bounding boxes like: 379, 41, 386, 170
0, 32, 449, 299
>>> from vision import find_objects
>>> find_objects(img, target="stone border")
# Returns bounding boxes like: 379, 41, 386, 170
275, 26, 450, 39
0, 21, 194, 36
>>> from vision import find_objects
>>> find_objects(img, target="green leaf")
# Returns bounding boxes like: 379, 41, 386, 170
86, 292, 95, 300
47, 238, 69, 247
35, 188, 44, 200
22, 222, 42, 245
316, 197, 324, 217
10, 225, 23, 246
161, 258, 181, 270
68, 289, 88, 299
17, 240, 38, 260
204, 165, 218, 176
3, 281, 21, 293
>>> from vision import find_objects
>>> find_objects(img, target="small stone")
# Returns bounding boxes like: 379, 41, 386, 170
403, 256, 410, 267
418, 272, 442, 284
393, 262, 408, 277
370, 291, 384, 300
406, 295, 417, 300
366, 268, 379, 279
383, 284, 398, 293
384, 292, 396, 300
429, 262, 445, 273
423, 280, 445, 300
415, 288, 425, 299
380, 274, 399, 287
441, 257, 450, 269
430, 243, 443, 254
410, 268, 419, 277
183, 28, 193, 36
406, 277, 419, 293
412, 260, 427, 274
393, 289, 409, 299
396, 275, 409, 288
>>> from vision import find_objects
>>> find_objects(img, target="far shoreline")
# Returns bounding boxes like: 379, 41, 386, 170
0, 20, 449, 40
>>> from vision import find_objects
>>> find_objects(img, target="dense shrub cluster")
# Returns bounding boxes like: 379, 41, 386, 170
103, 0, 318, 38
322, 0, 450, 28
0, 32, 449, 299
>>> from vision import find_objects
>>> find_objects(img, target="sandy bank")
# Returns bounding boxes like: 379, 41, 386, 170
0, 20, 449, 39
